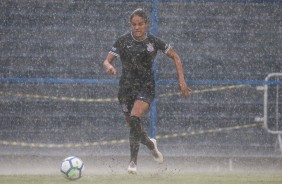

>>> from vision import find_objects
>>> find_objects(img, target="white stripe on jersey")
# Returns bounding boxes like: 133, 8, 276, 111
109, 51, 119, 57
164, 44, 172, 54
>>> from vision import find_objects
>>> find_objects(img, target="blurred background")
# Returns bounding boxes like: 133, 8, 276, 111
0, 0, 281, 170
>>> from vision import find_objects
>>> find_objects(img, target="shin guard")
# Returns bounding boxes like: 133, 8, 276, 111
129, 116, 142, 164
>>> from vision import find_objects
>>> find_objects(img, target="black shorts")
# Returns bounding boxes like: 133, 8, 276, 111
118, 83, 155, 113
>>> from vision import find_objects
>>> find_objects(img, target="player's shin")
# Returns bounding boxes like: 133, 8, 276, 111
129, 116, 142, 164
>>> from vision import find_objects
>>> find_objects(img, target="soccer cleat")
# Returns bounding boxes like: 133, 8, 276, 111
127, 161, 137, 174
150, 138, 164, 164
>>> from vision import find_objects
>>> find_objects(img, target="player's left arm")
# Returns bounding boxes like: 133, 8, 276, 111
166, 48, 191, 96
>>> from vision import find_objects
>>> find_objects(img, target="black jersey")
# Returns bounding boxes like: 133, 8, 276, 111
110, 32, 170, 107
110, 32, 170, 87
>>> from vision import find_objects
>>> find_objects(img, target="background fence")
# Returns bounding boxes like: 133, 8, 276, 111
0, 0, 281, 157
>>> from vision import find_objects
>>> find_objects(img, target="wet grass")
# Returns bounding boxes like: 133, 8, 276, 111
0, 172, 282, 184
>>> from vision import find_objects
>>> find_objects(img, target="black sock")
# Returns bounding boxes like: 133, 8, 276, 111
129, 116, 142, 164
140, 131, 154, 150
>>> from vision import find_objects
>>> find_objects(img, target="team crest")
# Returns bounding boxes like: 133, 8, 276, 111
146, 43, 154, 52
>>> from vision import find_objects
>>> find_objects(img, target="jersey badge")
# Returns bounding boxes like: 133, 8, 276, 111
146, 43, 154, 52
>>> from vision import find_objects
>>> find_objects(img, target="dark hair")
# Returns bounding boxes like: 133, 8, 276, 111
130, 8, 148, 23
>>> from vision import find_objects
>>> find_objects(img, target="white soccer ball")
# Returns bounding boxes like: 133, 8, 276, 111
60, 156, 84, 180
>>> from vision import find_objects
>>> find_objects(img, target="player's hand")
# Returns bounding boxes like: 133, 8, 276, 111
106, 65, 116, 76
179, 81, 191, 96
103, 60, 117, 75
103, 54, 117, 76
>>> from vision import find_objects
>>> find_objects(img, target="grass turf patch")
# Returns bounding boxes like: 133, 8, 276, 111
0, 172, 282, 184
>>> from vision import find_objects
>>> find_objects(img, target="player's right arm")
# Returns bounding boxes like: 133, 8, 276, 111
103, 53, 117, 76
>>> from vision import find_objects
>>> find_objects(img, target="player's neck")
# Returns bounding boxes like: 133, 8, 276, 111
131, 32, 147, 42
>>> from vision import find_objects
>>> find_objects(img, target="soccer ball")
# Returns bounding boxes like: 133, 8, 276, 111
60, 156, 84, 180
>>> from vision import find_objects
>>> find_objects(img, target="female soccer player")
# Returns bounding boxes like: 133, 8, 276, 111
103, 8, 191, 174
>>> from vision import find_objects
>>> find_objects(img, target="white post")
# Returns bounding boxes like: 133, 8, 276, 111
278, 134, 282, 154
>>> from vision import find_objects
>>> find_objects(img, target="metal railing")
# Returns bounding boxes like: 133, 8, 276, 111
264, 73, 282, 153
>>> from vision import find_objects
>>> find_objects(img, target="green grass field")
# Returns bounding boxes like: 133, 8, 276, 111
1, 172, 282, 184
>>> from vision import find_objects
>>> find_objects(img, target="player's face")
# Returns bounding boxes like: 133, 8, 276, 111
130, 15, 147, 40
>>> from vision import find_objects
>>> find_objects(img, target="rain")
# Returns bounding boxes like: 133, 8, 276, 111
0, 0, 282, 179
